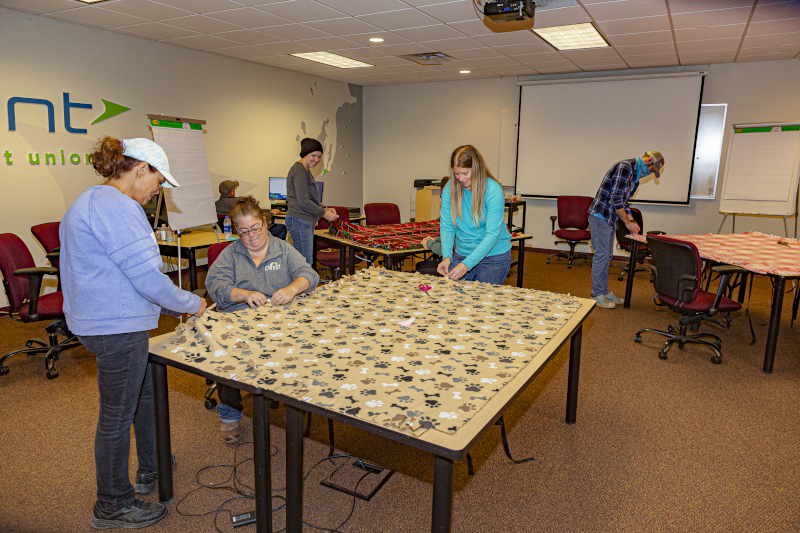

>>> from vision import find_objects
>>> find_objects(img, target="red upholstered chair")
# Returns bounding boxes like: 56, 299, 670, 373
635, 235, 743, 365
315, 206, 351, 280
547, 196, 593, 269
0, 233, 80, 379
31, 222, 61, 268
364, 203, 401, 226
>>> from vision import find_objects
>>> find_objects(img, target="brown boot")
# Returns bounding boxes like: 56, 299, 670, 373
221, 421, 242, 444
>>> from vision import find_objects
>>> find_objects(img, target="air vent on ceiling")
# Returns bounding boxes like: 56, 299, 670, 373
399, 52, 456, 65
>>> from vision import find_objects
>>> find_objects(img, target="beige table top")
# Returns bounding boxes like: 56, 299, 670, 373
156, 227, 230, 250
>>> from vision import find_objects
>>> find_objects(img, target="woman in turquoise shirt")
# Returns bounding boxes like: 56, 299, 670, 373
437, 145, 512, 284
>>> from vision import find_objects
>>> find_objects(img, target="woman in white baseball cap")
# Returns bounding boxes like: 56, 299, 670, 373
59, 136, 205, 529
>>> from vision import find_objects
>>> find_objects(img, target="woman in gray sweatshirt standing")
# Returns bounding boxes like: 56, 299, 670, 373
284, 138, 338, 266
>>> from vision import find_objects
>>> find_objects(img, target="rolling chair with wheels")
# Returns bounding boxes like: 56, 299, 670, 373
634, 235, 742, 364
547, 196, 593, 268
31, 222, 62, 289
315, 206, 351, 281
614, 208, 652, 281
0, 233, 80, 379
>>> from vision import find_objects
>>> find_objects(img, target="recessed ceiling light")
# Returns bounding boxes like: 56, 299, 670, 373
533, 23, 609, 51
460, 70, 471, 74
369, 37, 384, 43
76, 0, 112, 3
291, 51, 373, 69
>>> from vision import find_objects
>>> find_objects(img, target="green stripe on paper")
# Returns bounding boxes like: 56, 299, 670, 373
150, 119, 202, 130
735, 126, 800, 133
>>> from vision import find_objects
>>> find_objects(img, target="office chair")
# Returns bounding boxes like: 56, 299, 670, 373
547, 196, 593, 268
315, 207, 351, 281
634, 235, 743, 364
0, 233, 80, 379
31, 222, 62, 290
364, 203, 401, 226
614, 208, 652, 281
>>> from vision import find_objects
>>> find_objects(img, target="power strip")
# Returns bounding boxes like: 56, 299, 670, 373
231, 511, 256, 528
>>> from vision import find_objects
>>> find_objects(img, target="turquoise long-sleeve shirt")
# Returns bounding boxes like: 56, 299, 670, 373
439, 179, 512, 270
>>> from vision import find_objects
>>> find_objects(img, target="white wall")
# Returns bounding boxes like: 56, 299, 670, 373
364, 59, 800, 247
0, 7, 362, 308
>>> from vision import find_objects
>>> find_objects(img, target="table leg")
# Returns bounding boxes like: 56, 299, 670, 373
431, 456, 454, 533
348, 247, 356, 275
285, 404, 305, 533
737, 271, 748, 303
252, 394, 272, 533
151, 361, 174, 504
386, 255, 394, 271
338, 245, 346, 280
566, 324, 582, 425
188, 250, 198, 292
763, 277, 786, 374
623, 241, 639, 309
516, 239, 526, 288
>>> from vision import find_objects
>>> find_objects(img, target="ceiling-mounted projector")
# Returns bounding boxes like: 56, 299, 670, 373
482, 0, 535, 32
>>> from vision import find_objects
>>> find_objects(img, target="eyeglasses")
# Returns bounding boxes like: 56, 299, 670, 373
238, 224, 264, 238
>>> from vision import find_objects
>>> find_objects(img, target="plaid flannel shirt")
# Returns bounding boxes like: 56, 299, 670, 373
588, 158, 638, 228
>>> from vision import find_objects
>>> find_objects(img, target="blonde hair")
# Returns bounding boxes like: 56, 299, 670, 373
449, 145, 498, 226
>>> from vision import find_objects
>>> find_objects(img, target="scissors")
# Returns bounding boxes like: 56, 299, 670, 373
418, 284, 433, 297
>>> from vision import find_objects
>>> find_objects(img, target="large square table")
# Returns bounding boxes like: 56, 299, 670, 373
622, 231, 800, 373
148, 269, 594, 532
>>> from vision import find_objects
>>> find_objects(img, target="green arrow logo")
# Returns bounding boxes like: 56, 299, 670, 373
91, 99, 130, 125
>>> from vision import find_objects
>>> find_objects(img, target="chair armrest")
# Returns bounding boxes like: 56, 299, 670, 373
677, 274, 698, 302
711, 265, 746, 274
52, 247, 60, 253
709, 266, 743, 312
14, 267, 58, 319
14, 266, 58, 277
46, 252, 60, 262
550, 215, 557, 235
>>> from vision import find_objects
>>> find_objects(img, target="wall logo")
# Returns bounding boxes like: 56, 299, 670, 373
7, 92, 130, 134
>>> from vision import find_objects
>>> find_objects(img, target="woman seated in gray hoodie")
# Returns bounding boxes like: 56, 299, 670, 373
205, 196, 319, 443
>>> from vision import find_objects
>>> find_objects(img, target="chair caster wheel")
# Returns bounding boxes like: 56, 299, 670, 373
46, 369, 58, 379
711, 356, 722, 364
0, 366, 9, 376
546, 259, 551, 264
658, 352, 668, 360
634, 335, 641, 343
617, 276, 624, 281
26, 340, 34, 348
205, 378, 214, 385
204, 398, 217, 410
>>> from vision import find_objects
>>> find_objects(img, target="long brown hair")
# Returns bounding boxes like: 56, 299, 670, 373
449, 145, 498, 226
90, 136, 155, 180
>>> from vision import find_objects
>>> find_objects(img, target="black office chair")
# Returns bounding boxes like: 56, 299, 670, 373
635, 235, 743, 364
615, 208, 652, 281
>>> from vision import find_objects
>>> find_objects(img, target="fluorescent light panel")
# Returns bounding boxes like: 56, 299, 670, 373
291, 51, 372, 69
534, 23, 609, 50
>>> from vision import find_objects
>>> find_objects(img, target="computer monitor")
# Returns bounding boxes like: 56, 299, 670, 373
269, 177, 287, 200
316, 181, 324, 202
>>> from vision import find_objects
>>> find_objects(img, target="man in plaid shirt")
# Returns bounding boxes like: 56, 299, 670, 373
588, 151, 664, 308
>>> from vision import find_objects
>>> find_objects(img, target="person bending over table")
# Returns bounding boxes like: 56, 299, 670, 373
588, 151, 664, 309
216, 179, 287, 240
60, 137, 207, 530
438, 145, 512, 284
205, 196, 320, 443
285, 138, 338, 266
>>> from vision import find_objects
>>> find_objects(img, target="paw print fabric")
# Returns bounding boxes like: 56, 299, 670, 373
160, 266, 580, 437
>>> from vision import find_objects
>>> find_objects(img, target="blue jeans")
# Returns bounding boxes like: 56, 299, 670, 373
216, 385, 244, 423
78, 331, 155, 509
450, 250, 511, 285
269, 223, 287, 241
285, 214, 315, 266
589, 215, 616, 297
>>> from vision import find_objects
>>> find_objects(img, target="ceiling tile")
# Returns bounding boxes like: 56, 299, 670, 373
533, 5, 593, 27
671, 7, 753, 29
561, 49, 621, 62
313, 0, 410, 16
342, 31, 413, 46
676, 37, 741, 53
100, 0, 193, 21
627, 58, 678, 67
752, 1, 800, 22
260, 23, 331, 40
416, 1, 479, 24
418, 36, 482, 51
682, 56, 733, 65
606, 29, 673, 46
473, 30, 542, 46
366, 42, 436, 55
736, 51, 797, 61
448, 47, 505, 59
535, 64, 581, 74
747, 19, 800, 36
582, 0, 667, 22
213, 29, 285, 45
0, 0, 75, 13
156, 0, 243, 14
338, 47, 393, 59
596, 14, 671, 34
161, 14, 242, 33
738, 45, 798, 57
514, 51, 567, 63
205, 8, 290, 29
742, 32, 800, 48
617, 51, 677, 61
42, 6, 147, 27
673, 23, 747, 41
357, 8, 441, 30
42, 14, 109, 29
168, 33, 242, 49
253, 40, 319, 54
255, 0, 348, 23
252, 54, 316, 67
114, 21, 199, 39
491, 40, 556, 55
361, 55, 409, 65
680, 49, 737, 59
216, 45, 276, 58
465, 56, 524, 67
447, 19, 495, 36
304, 17, 383, 36
295, 35, 363, 50
615, 42, 676, 55
668, 0, 753, 14
392, 23, 463, 41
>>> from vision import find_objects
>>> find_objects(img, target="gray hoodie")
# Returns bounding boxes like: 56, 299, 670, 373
205, 235, 320, 313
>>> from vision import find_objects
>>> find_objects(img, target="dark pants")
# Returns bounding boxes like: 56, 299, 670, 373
415, 257, 442, 277
269, 223, 287, 241
78, 331, 155, 510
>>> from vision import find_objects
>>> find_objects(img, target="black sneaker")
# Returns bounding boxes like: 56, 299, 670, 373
134, 454, 176, 495
89, 499, 167, 529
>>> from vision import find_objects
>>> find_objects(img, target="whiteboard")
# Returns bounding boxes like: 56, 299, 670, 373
516, 75, 703, 203
150, 119, 217, 231
718, 123, 800, 216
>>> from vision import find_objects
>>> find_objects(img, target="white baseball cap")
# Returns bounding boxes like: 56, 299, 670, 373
121, 138, 180, 188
